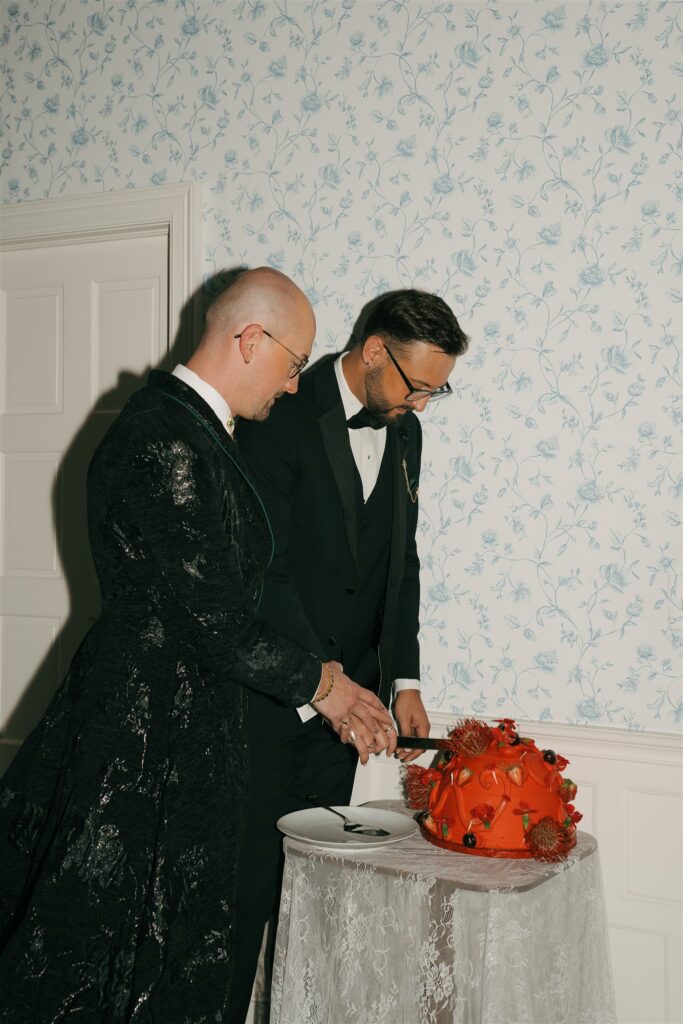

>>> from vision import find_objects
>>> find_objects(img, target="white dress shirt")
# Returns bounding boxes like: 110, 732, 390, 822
334, 354, 387, 501
172, 364, 234, 435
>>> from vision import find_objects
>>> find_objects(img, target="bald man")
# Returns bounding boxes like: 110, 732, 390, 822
0, 268, 396, 1024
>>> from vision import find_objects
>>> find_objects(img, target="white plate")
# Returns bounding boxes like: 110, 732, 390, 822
276, 805, 418, 849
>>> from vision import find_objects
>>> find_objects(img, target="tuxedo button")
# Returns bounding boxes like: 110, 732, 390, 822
345, 586, 356, 595
327, 635, 337, 646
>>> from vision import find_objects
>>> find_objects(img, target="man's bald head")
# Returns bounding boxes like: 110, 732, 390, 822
202, 267, 315, 351
187, 266, 316, 420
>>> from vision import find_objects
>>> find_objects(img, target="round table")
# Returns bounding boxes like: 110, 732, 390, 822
271, 801, 616, 1024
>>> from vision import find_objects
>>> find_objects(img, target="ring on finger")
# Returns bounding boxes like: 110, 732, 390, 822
349, 729, 357, 744
384, 723, 395, 733
341, 718, 351, 727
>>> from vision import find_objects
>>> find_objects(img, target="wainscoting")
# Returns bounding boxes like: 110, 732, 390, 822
351, 715, 683, 1024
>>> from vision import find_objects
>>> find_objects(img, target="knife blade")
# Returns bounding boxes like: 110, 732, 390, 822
395, 736, 451, 750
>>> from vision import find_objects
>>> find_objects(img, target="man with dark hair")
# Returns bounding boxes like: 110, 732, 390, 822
228, 288, 468, 1022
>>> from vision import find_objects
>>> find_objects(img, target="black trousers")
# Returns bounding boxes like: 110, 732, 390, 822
227, 716, 358, 1024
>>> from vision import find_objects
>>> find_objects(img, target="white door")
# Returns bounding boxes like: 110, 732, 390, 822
0, 233, 169, 774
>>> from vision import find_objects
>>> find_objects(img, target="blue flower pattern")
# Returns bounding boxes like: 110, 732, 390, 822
0, 0, 680, 731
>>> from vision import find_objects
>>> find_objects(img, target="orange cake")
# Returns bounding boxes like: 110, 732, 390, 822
406, 718, 581, 861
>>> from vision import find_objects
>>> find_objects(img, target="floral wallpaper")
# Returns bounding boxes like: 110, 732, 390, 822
1, 0, 681, 732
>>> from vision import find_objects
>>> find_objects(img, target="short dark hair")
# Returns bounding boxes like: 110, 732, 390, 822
357, 289, 468, 357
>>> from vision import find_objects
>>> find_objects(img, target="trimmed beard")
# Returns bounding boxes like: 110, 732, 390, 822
364, 365, 411, 428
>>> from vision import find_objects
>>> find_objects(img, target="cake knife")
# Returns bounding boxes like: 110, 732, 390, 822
395, 736, 451, 750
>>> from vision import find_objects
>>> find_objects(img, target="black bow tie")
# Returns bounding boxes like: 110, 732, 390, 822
347, 408, 384, 430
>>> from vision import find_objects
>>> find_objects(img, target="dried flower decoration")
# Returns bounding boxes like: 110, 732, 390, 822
405, 765, 441, 811
524, 816, 576, 862
448, 718, 492, 756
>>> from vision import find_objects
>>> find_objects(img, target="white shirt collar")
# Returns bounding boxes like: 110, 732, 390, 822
335, 353, 365, 420
172, 364, 234, 435
334, 353, 386, 432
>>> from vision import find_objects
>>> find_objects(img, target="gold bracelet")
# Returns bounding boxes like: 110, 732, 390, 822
311, 664, 335, 704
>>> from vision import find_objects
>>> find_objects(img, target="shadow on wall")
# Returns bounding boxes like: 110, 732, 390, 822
0, 268, 246, 773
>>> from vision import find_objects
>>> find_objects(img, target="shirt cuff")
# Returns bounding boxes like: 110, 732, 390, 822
297, 702, 318, 723
393, 678, 421, 696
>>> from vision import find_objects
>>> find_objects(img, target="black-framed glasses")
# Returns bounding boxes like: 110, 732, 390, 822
234, 326, 309, 379
383, 343, 452, 403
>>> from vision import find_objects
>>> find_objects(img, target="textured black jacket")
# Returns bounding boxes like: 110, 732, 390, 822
0, 371, 320, 1021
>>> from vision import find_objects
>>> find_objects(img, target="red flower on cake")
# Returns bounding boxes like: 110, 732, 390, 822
524, 816, 576, 862
447, 718, 492, 756
471, 803, 495, 824
563, 804, 583, 826
554, 754, 569, 771
513, 801, 537, 831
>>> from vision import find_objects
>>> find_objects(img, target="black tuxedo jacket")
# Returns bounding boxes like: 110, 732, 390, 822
237, 353, 422, 708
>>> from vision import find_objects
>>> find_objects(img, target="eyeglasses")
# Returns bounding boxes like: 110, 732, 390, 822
383, 343, 452, 403
234, 326, 309, 379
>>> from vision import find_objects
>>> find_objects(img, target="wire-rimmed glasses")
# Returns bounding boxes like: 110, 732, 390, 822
234, 326, 309, 379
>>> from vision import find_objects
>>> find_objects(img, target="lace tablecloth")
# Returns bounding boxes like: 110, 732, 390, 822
271, 801, 616, 1024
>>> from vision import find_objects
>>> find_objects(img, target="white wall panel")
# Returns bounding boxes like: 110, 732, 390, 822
625, 790, 683, 905
1, 453, 61, 577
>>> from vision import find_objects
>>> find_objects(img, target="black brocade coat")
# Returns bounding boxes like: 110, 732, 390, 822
0, 371, 320, 1022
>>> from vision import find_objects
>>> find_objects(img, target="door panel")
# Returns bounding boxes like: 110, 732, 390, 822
0, 233, 169, 773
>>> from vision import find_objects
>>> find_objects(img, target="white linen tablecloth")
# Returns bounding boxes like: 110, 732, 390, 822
271, 801, 616, 1024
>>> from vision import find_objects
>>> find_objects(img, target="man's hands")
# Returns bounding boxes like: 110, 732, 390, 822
393, 689, 430, 762
313, 662, 398, 764
312, 671, 430, 765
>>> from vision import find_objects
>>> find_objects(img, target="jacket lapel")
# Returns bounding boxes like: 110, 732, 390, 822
387, 426, 407, 586
147, 370, 275, 558
315, 357, 360, 573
